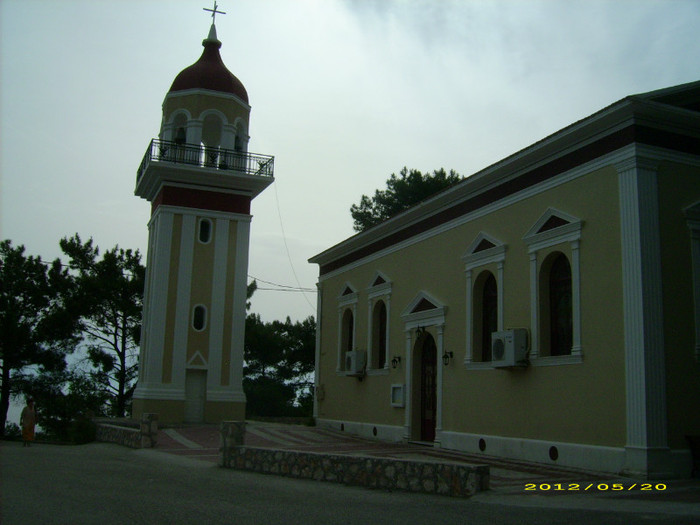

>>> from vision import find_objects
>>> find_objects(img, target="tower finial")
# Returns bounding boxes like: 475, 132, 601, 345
203, 1, 226, 24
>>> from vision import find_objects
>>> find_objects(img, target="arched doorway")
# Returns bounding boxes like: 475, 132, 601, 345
416, 333, 437, 442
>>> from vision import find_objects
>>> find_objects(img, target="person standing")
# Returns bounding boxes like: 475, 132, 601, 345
20, 398, 36, 447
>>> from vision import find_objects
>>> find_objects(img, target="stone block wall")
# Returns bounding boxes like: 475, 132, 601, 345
95, 414, 158, 449
226, 446, 489, 497
95, 423, 142, 449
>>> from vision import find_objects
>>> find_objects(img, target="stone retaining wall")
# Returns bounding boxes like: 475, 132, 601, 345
95, 414, 158, 449
95, 423, 142, 449
225, 446, 489, 497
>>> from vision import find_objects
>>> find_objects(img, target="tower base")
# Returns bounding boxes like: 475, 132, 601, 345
132, 398, 246, 425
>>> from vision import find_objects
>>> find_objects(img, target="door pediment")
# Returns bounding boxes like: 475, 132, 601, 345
401, 291, 446, 329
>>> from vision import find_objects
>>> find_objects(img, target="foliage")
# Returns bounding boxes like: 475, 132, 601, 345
350, 167, 462, 232
0, 240, 81, 435
12, 368, 108, 442
244, 314, 316, 417
3, 422, 21, 439
59, 235, 145, 418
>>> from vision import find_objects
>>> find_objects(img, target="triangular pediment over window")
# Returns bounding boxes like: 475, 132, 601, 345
341, 283, 357, 296
525, 208, 580, 237
403, 291, 444, 315
367, 271, 392, 298
338, 282, 359, 306
523, 208, 583, 251
401, 291, 446, 328
463, 232, 506, 270
368, 271, 391, 288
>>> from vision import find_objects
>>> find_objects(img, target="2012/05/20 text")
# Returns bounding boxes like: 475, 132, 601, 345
524, 483, 667, 492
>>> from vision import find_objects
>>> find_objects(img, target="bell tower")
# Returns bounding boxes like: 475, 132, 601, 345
132, 11, 273, 424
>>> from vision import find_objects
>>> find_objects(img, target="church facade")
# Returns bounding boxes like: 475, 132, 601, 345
309, 81, 700, 478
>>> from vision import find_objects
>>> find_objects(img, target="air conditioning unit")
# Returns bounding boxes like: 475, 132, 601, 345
345, 350, 366, 376
491, 329, 529, 368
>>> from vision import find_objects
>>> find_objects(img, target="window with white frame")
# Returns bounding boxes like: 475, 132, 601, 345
198, 218, 213, 244
367, 272, 392, 372
337, 283, 358, 372
523, 208, 583, 363
462, 233, 505, 368
192, 304, 207, 332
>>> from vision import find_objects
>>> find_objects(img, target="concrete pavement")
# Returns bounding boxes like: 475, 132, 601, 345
2, 439, 700, 525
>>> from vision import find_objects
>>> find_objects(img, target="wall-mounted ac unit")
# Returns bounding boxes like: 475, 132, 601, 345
491, 329, 528, 368
345, 350, 366, 376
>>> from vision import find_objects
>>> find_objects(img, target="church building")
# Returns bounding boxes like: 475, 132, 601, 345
132, 15, 274, 424
309, 80, 700, 478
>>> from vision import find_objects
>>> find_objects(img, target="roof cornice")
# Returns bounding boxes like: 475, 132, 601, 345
310, 88, 700, 272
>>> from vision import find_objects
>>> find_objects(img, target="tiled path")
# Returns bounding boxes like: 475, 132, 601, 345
155, 421, 604, 491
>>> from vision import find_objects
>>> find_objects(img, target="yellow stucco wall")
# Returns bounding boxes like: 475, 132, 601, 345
657, 161, 700, 448
317, 165, 628, 447
188, 217, 216, 364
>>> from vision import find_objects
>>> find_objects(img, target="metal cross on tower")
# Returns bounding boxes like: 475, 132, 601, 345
203, 1, 226, 23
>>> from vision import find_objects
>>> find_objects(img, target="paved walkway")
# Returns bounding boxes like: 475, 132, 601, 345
154, 421, 700, 502
5, 440, 700, 525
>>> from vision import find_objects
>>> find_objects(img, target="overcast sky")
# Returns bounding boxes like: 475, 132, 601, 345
2, 0, 699, 324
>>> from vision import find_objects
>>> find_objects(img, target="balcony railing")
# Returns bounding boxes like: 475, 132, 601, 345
137, 139, 274, 183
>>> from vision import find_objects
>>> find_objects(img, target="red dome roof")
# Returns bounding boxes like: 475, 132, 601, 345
169, 37, 248, 103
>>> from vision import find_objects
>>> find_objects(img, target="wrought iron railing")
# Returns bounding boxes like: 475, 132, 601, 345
137, 139, 274, 183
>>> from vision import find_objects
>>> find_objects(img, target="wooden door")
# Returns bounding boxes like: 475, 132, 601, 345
420, 335, 437, 442
185, 369, 207, 423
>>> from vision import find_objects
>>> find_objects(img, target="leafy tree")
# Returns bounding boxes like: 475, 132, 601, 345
350, 167, 462, 232
59, 235, 145, 418
13, 368, 108, 442
0, 240, 80, 435
243, 312, 316, 418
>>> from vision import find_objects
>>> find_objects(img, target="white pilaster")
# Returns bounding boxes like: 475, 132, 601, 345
403, 329, 412, 441
685, 204, 700, 362
228, 218, 252, 400
207, 219, 230, 391
617, 158, 669, 477
529, 252, 539, 359
464, 269, 473, 364
187, 119, 203, 146
435, 325, 444, 444
366, 297, 374, 367
137, 210, 173, 388
497, 261, 505, 331
571, 239, 582, 356
172, 214, 196, 390
384, 296, 391, 369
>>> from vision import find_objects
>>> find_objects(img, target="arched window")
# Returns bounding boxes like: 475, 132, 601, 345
174, 127, 186, 144
473, 271, 497, 362
198, 218, 212, 244
372, 300, 387, 369
192, 305, 207, 331
341, 309, 354, 369
549, 254, 572, 356
481, 273, 498, 361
